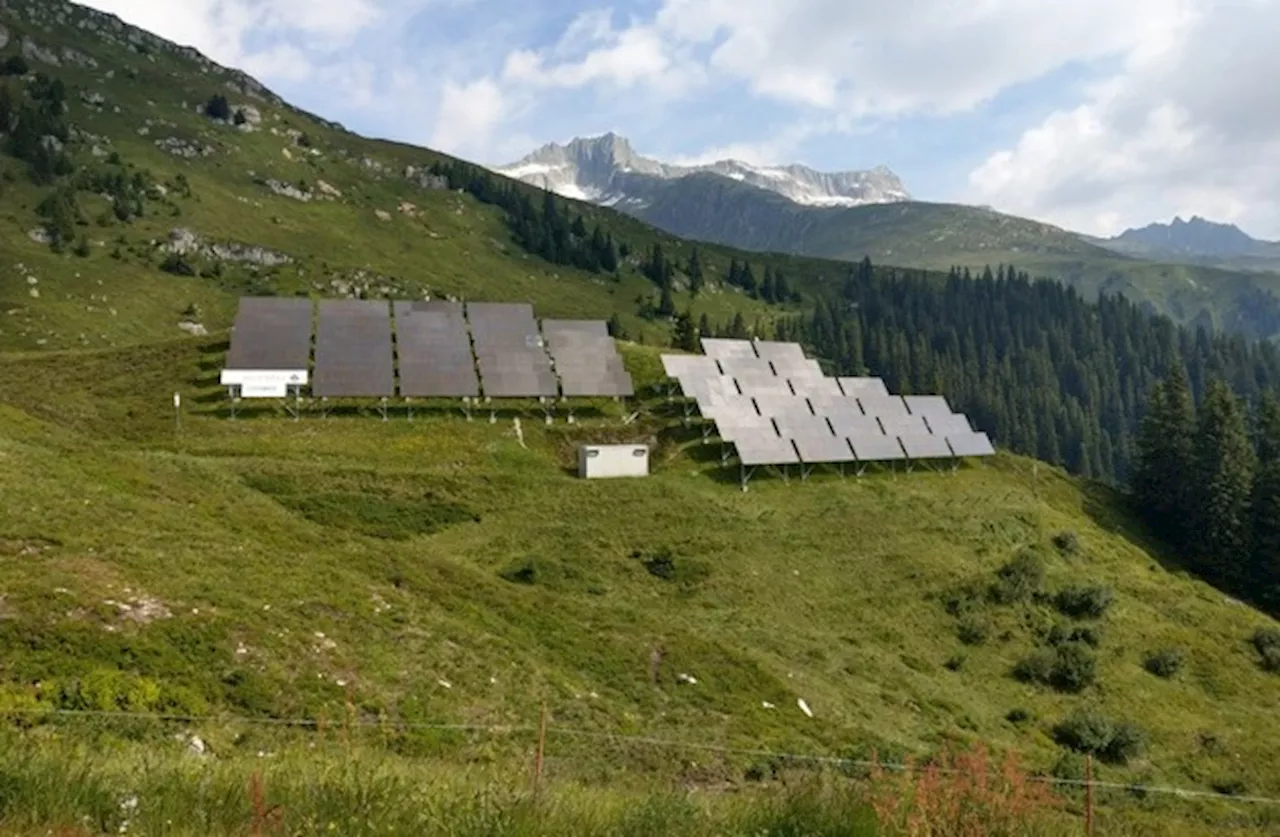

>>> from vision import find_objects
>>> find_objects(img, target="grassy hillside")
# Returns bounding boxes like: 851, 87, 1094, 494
632, 174, 1280, 340
0, 337, 1278, 834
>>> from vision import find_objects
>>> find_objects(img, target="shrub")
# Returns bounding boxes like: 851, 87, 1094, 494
956, 615, 990, 646
1, 55, 29, 76
1015, 643, 1097, 693
944, 584, 984, 617
1143, 648, 1185, 679
1052, 530, 1080, 555
989, 551, 1045, 604
1055, 584, 1114, 619
1048, 622, 1103, 648
1253, 627, 1280, 672
159, 252, 196, 276
204, 94, 231, 120
1005, 707, 1032, 725
72, 236, 91, 258
498, 557, 538, 585
1053, 709, 1146, 765
943, 654, 965, 672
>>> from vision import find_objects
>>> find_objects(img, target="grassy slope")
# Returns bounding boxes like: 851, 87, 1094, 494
633, 170, 1280, 338
0, 338, 1278, 835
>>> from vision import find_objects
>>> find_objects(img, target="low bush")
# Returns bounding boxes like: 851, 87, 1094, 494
1054, 584, 1114, 619
1005, 707, 1032, 725
1143, 648, 1185, 679
1053, 709, 1147, 765
943, 654, 966, 672
1052, 530, 1081, 555
1014, 643, 1097, 693
956, 615, 990, 646
1253, 628, 1280, 672
1047, 622, 1103, 648
989, 551, 1045, 604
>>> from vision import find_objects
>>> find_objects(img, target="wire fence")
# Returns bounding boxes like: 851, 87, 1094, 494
3, 705, 1278, 808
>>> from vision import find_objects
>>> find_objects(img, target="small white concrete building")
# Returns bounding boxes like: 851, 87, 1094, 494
578, 444, 650, 479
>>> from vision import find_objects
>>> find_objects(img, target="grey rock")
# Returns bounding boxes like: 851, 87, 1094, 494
0, 24, 9, 51
264, 179, 312, 202
60, 46, 98, 68
39, 135, 63, 153
27, 228, 52, 245
177, 321, 207, 336
80, 90, 106, 106
21, 36, 60, 65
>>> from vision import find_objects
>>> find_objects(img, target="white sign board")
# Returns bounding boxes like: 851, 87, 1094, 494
240, 382, 289, 398
220, 369, 308, 387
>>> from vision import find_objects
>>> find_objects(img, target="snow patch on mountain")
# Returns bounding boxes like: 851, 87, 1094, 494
493, 133, 910, 210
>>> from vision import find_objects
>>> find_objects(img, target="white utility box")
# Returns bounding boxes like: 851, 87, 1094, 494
578, 444, 650, 479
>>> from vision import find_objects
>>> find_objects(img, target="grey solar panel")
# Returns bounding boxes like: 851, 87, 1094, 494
466, 302, 557, 397
752, 341, 806, 365
735, 432, 800, 466
876, 414, 930, 436
543, 326, 633, 396
662, 354, 719, 379
774, 412, 833, 439
824, 410, 882, 437
715, 415, 777, 443
904, 395, 951, 417
850, 434, 906, 462
683, 375, 739, 402
859, 395, 911, 421
788, 376, 842, 397
718, 356, 775, 378
393, 301, 479, 397
313, 299, 395, 397
754, 394, 814, 420
947, 432, 996, 457
699, 393, 759, 420
771, 358, 825, 379
838, 377, 890, 399
899, 434, 953, 460
735, 372, 792, 396
925, 413, 974, 436
225, 297, 313, 370
543, 319, 608, 337
701, 337, 756, 359
792, 434, 855, 464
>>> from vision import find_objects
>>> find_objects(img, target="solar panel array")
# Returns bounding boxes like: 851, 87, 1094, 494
467, 302, 558, 398
660, 337, 996, 468
225, 297, 313, 370
394, 301, 479, 397
543, 320, 634, 397
313, 299, 396, 397
224, 296, 632, 403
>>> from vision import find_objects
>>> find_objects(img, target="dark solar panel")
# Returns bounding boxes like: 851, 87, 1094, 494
393, 301, 479, 397
313, 299, 395, 397
543, 319, 609, 338
225, 297, 313, 370
466, 302, 557, 397
541, 320, 634, 397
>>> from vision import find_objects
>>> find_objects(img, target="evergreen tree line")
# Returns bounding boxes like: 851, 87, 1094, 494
429, 161, 620, 274
1132, 367, 1280, 607
0, 73, 73, 184
759, 259, 1280, 485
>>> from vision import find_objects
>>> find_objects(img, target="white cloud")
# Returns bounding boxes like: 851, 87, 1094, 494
429, 77, 510, 158
969, 0, 1280, 237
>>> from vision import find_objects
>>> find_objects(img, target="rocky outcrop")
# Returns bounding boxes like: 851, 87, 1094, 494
0, 24, 10, 51
155, 137, 216, 158
21, 36, 60, 65
263, 179, 312, 202
405, 166, 448, 190
165, 228, 293, 267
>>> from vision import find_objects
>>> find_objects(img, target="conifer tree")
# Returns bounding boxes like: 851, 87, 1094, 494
606, 313, 625, 340
697, 313, 711, 338
729, 312, 748, 339
1192, 380, 1257, 580
673, 311, 699, 351
1253, 393, 1280, 585
1132, 365, 1197, 541
657, 285, 676, 318
687, 248, 704, 296
740, 263, 757, 297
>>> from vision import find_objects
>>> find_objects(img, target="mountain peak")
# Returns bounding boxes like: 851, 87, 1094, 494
494, 135, 910, 209
1111, 216, 1268, 258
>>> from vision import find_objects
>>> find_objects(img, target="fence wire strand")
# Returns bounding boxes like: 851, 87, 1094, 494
3, 707, 1278, 806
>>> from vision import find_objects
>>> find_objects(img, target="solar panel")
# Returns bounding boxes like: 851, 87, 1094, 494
774, 412, 833, 439
685, 375, 740, 402
225, 297, 313, 369
877, 414, 930, 436
792, 434, 855, 464
752, 341, 806, 365
542, 325, 634, 396
947, 432, 996, 457
771, 358, 825, 379
925, 413, 974, 436
467, 302, 557, 397
850, 434, 906, 462
754, 394, 814, 420
699, 393, 759, 421
735, 432, 800, 466
824, 410, 883, 437
313, 299, 395, 397
661, 354, 719, 379
859, 395, 911, 421
839, 377, 890, 399
899, 434, 954, 460
788, 376, 842, 397
715, 414, 777, 443
735, 372, 792, 396
904, 395, 952, 418
701, 338, 757, 360
393, 301, 479, 397
718, 356, 775, 378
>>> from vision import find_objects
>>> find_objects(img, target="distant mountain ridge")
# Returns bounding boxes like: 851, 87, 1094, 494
494, 132, 911, 209
1099, 216, 1280, 259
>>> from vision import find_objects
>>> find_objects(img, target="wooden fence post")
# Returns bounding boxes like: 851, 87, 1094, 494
1085, 754, 1095, 837
533, 704, 548, 799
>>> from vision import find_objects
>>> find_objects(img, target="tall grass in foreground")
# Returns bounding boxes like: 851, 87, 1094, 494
0, 731, 1098, 837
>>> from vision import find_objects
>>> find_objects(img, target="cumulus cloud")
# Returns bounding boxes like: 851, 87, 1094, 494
430, 77, 508, 155
969, 0, 1280, 237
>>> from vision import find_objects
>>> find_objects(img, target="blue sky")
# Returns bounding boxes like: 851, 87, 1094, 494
82, 0, 1280, 239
